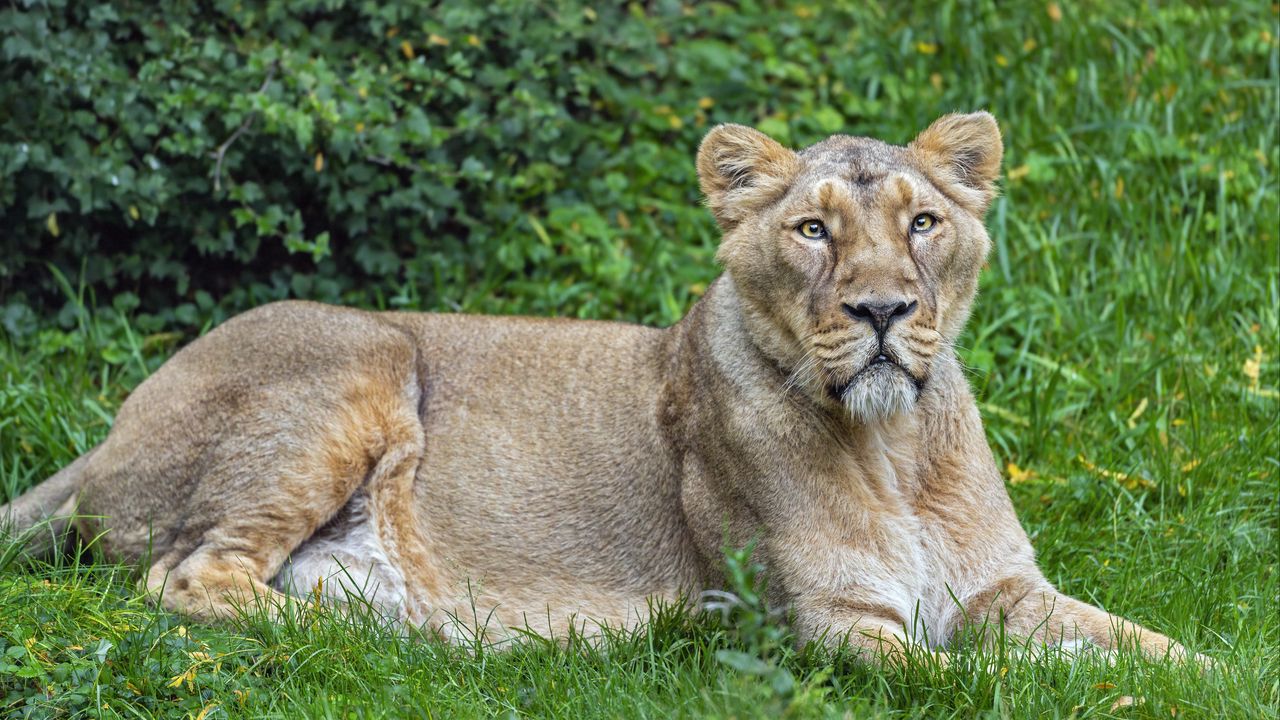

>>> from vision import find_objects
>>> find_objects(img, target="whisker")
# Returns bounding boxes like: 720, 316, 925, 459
782, 352, 818, 393
780, 346, 826, 402
813, 347, 857, 363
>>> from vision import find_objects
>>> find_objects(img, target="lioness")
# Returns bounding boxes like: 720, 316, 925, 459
4, 113, 1199, 664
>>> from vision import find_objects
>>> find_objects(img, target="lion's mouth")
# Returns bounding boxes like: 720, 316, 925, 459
827, 353, 924, 400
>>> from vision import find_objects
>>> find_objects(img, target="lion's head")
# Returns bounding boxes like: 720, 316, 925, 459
697, 113, 1002, 423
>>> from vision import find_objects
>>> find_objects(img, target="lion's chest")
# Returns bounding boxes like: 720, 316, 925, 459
811, 439, 980, 645
856, 506, 976, 645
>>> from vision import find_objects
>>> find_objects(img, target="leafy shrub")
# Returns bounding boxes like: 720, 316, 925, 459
1, 0, 1272, 336
2, 0, 733, 331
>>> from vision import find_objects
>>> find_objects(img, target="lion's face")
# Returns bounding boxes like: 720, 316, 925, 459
697, 113, 1003, 423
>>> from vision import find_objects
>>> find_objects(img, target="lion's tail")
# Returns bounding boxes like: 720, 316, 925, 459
1, 445, 97, 562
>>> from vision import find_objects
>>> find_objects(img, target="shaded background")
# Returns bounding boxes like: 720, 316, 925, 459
4, 1, 1271, 329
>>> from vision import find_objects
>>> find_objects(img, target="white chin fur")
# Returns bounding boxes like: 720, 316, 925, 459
842, 366, 918, 423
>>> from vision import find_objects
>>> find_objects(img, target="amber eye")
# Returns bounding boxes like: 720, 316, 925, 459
798, 220, 828, 240
911, 213, 938, 233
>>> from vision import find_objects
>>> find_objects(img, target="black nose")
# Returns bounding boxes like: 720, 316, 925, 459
843, 299, 918, 336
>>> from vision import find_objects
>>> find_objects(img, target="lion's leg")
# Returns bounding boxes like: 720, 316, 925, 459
359, 403, 440, 627
843, 620, 951, 668
968, 578, 1197, 664
793, 598, 949, 667
140, 451, 362, 622
1010, 590, 1188, 660
273, 393, 443, 628
143, 366, 438, 625
147, 548, 291, 621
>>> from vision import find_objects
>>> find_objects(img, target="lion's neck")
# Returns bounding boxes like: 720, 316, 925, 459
707, 276, 807, 380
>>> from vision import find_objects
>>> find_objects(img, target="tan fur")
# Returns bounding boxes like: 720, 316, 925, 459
2, 113, 1202, 664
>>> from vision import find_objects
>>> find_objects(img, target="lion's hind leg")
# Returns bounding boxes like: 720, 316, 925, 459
270, 373, 443, 627
139, 426, 371, 623
145, 548, 291, 622
141, 337, 439, 626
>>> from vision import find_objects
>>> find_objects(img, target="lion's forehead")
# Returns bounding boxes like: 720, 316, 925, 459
781, 170, 932, 233
785, 138, 934, 218
797, 135, 905, 175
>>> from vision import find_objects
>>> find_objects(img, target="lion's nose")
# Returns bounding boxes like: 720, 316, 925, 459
843, 299, 918, 337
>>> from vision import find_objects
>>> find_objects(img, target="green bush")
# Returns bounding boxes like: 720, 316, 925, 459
1, 0, 1273, 336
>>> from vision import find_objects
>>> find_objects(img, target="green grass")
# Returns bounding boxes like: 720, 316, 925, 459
2, 1, 1278, 717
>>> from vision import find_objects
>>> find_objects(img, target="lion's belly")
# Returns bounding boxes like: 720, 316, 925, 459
272, 491, 410, 614
408, 413, 709, 635
407, 316, 708, 595
272, 486, 701, 640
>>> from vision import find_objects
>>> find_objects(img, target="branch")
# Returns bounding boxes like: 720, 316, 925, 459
211, 60, 280, 193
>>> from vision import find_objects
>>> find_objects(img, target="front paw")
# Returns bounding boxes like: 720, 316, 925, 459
1164, 642, 1216, 673
1190, 651, 1217, 674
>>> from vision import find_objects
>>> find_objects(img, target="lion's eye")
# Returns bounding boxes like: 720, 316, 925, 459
797, 220, 828, 241
911, 213, 938, 234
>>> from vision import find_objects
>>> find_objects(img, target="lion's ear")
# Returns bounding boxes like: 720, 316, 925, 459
697, 124, 800, 230
909, 112, 1003, 215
